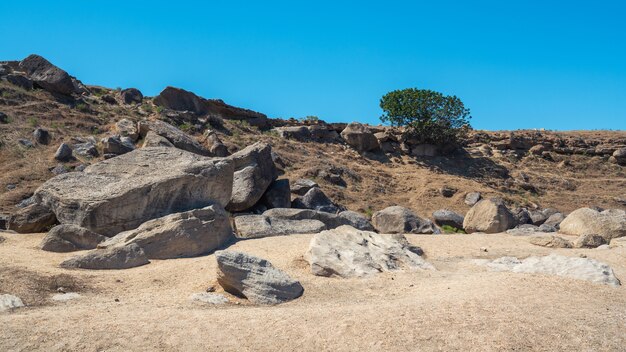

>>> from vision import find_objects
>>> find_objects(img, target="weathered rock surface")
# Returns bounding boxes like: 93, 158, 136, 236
292, 187, 340, 213
102, 135, 134, 156
291, 179, 319, 196
372, 206, 437, 234
138, 120, 207, 155
216, 250, 304, 305
260, 179, 291, 209
33, 128, 51, 145
226, 142, 277, 212
0, 294, 25, 312
153, 86, 208, 114
99, 204, 232, 259
115, 119, 139, 141
574, 234, 608, 248
306, 225, 434, 278
477, 254, 620, 286
340, 122, 379, 152
120, 88, 143, 105
275, 126, 311, 141
7, 204, 57, 233
337, 210, 375, 231
60, 243, 149, 270
40, 224, 106, 252
189, 293, 228, 305
432, 209, 465, 229
54, 143, 73, 162
234, 214, 325, 239
19, 54, 78, 95
142, 131, 175, 147
529, 234, 573, 248
543, 212, 566, 228
463, 198, 515, 234
35, 147, 233, 236
204, 130, 229, 157
559, 208, 626, 240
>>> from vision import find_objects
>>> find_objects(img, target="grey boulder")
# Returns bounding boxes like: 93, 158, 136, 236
54, 143, 73, 162
291, 178, 319, 196
138, 119, 207, 155
465, 192, 482, 206
260, 179, 291, 209
432, 209, 465, 229
292, 187, 340, 213
559, 207, 626, 240
35, 147, 233, 236
216, 250, 303, 305
40, 224, 106, 252
226, 142, 277, 212
7, 204, 57, 233
306, 225, 434, 278
234, 214, 326, 239
99, 204, 232, 259
340, 122, 379, 152
60, 243, 149, 270
372, 206, 437, 234
19, 54, 78, 95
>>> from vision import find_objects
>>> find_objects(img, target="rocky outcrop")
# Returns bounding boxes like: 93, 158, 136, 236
226, 142, 277, 212
142, 131, 175, 147
33, 128, 51, 145
432, 209, 464, 229
138, 120, 207, 155
340, 122, 379, 152
40, 224, 106, 252
61, 243, 149, 270
101, 135, 134, 156
463, 198, 515, 234
98, 204, 232, 259
54, 143, 73, 162
7, 204, 57, 233
260, 208, 373, 231
291, 179, 318, 196
372, 206, 437, 234
234, 214, 326, 239
216, 250, 304, 304
306, 225, 434, 278
115, 119, 139, 141
19, 54, 78, 95
35, 147, 233, 236
559, 208, 626, 240
574, 234, 607, 248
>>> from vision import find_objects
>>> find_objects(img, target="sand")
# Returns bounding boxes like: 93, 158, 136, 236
1, 231, 625, 351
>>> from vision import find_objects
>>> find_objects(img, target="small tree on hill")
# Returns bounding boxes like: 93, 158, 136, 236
379, 88, 471, 145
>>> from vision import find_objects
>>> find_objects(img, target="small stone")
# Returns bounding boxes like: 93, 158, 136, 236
190, 293, 228, 305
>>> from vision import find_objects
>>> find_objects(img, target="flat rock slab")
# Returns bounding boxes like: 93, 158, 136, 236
100, 204, 232, 259
234, 214, 326, 239
35, 147, 233, 236
475, 254, 620, 286
51, 293, 81, 302
189, 293, 229, 305
306, 225, 435, 278
0, 294, 24, 312
216, 250, 304, 305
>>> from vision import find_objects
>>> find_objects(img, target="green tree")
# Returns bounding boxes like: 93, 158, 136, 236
379, 88, 471, 145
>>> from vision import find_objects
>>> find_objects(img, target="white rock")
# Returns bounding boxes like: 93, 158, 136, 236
189, 293, 229, 305
51, 292, 81, 301
0, 294, 25, 311
477, 254, 620, 286
306, 225, 435, 278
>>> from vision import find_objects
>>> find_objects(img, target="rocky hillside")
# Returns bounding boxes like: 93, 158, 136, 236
1, 54, 625, 224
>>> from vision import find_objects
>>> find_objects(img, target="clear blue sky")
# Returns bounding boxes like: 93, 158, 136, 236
1, 1, 625, 130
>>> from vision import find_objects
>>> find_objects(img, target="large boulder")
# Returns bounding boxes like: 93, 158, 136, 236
609, 148, 626, 166
463, 198, 515, 234
137, 120, 207, 155
99, 204, 232, 259
543, 212, 566, 228
7, 204, 57, 233
142, 131, 175, 147
226, 142, 277, 212
216, 250, 304, 305
260, 208, 373, 231
101, 135, 134, 156
372, 206, 437, 234
559, 207, 626, 240
306, 225, 434, 278
292, 187, 340, 213
54, 143, 73, 162
464, 192, 482, 206
120, 88, 143, 105
432, 209, 465, 229
60, 243, 149, 270
260, 179, 290, 209
33, 128, 51, 145
35, 147, 233, 236
337, 210, 375, 231
19, 54, 78, 95
233, 214, 326, 239
153, 86, 207, 114
275, 126, 311, 141
203, 130, 229, 157
340, 122, 379, 152
115, 119, 139, 141
40, 224, 106, 252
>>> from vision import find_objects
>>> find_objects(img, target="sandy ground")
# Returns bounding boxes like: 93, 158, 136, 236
1, 231, 625, 352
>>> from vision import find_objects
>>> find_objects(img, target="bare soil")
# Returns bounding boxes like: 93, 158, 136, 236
1, 231, 625, 351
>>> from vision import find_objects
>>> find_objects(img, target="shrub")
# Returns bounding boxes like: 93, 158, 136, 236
28, 116, 39, 127
380, 88, 471, 145
440, 225, 466, 234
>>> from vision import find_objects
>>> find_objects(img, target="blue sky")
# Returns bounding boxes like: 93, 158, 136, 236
1, 1, 625, 130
